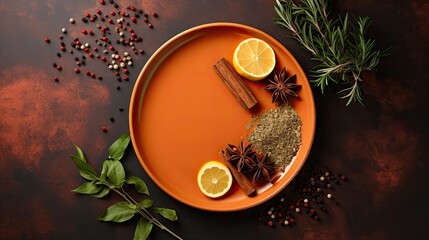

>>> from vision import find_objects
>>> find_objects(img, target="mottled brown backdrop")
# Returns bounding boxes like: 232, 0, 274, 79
0, 0, 428, 239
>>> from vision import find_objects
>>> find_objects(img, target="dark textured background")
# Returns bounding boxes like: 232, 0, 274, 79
1, 0, 428, 239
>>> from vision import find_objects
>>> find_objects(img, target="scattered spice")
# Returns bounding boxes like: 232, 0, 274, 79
264, 67, 301, 105
213, 58, 258, 110
258, 164, 347, 227
248, 104, 301, 167
45, 0, 159, 132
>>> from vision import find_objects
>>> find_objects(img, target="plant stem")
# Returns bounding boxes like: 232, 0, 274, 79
110, 186, 183, 240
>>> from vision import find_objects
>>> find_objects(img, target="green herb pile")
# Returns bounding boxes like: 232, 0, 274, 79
70, 133, 183, 240
274, 0, 389, 105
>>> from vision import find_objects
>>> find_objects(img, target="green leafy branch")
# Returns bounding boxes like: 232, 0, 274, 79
274, 0, 389, 105
70, 133, 183, 240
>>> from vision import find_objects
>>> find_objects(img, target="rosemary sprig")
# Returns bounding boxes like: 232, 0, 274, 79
274, 0, 389, 105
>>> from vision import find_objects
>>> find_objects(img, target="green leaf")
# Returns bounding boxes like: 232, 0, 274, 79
72, 181, 103, 194
134, 217, 153, 240
70, 155, 98, 181
106, 160, 125, 187
154, 208, 178, 221
73, 145, 87, 162
108, 133, 130, 161
91, 186, 110, 198
140, 199, 153, 209
98, 201, 137, 223
100, 160, 111, 181
126, 175, 150, 196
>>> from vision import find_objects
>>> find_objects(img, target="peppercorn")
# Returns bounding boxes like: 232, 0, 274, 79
102, 126, 107, 132
44, 37, 51, 43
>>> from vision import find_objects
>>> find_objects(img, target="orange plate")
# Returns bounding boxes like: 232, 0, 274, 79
129, 23, 315, 211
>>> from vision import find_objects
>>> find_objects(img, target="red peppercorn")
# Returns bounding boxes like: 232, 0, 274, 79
148, 23, 153, 28
86, 70, 90, 76
81, 29, 88, 35
108, 18, 113, 24
54, 77, 59, 82
44, 37, 50, 43
96, 9, 101, 15
130, 6, 136, 11
131, 17, 137, 23
101, 56, 107, 62
85, 12, 90, 17
90, 73, 95, 78
56, 65, 62, 71
152, 12, 158, 17
102, 126, 107, 132
110, 11, 116, 16
90, 17, 95, 22
123, 69, 129, 74
289, 218, 295, 223
93, 47, 98, 52
60, 46, 66, 52
144, 18, 149, 23
122, 76, 128, 81
75, 68, 80, 73
89, 30, 94, 36
102, 36, 108, 42
109, 45, 115, 51
131, 32, 137, 38
100, 0, 105, 5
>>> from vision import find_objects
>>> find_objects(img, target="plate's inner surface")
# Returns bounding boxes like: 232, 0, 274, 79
130, 24, 315, 211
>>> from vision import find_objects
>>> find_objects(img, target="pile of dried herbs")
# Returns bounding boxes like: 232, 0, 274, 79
248, 104, 302, 167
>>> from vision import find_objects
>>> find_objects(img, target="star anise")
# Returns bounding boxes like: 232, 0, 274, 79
264, 67, 301, 105
225, 139, 256, 172
248, 153, 275, 182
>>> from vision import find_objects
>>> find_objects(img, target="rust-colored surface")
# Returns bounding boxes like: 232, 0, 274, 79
0, 0, 428, 239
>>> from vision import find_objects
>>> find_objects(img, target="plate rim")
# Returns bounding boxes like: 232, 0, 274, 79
129, 22, 316, 211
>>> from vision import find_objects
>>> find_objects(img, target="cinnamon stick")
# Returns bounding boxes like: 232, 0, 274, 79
213, 58, 257, 110
219, 149, 256, 196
